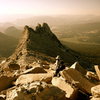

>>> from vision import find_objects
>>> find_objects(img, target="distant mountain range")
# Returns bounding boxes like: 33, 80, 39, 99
0, 26, 22, 57
3, 21, 100, 44
4, 26, 22, 39
13, 15, 100, 26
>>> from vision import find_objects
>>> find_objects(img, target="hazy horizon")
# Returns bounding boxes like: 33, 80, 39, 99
0, 0, 100, 22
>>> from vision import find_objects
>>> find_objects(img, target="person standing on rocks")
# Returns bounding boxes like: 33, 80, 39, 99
54, 55, 66, 77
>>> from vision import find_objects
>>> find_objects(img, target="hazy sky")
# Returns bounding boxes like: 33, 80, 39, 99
0, 0, 100, 22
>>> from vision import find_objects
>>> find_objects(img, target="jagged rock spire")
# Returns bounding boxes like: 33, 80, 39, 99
43, 23, 51, 33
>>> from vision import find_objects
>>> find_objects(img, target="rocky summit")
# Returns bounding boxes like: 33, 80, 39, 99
0, 23, 100, 100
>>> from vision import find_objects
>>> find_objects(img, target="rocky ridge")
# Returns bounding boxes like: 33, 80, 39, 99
2, 23, 81, 67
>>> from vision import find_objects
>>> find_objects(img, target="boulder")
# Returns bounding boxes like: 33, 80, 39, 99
52, 77, 78, 100
22, 67, 47, 74
61, 68, 95, 94
36, 85, 67, 100
70, 62, 87, 75
0, 76, 16, 92
15, 73, 53, 85
94, 65, 100, 80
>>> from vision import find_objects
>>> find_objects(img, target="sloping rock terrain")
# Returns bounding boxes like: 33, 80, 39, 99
0, 60, 99, 100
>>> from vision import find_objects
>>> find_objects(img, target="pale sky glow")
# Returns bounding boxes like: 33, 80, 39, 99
0, 0, 100, 15
0, 0, 100, 22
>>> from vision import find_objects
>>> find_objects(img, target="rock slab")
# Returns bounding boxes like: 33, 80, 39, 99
52, 77, 78, 100
61, 68, 95, 94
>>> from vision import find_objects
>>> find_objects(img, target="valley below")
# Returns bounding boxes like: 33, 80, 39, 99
61, 37, 100, 57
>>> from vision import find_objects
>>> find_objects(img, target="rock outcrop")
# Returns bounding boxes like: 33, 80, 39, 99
52, 77, 78, 99
60, 68, 95, 94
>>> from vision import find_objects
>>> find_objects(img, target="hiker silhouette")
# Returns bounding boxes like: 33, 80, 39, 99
54, 55, 66, 77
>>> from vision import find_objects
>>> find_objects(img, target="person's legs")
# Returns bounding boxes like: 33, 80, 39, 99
54, 68, 59, 77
